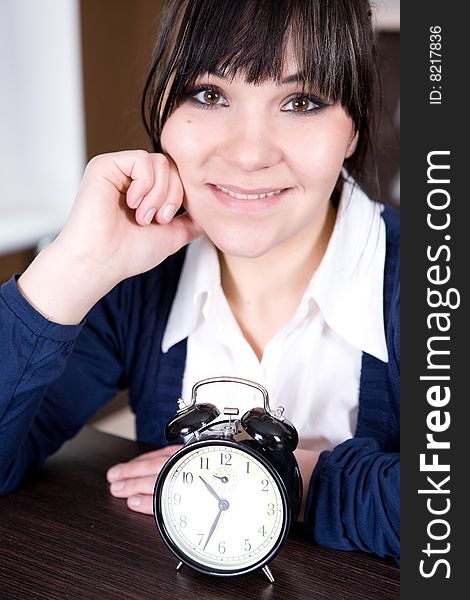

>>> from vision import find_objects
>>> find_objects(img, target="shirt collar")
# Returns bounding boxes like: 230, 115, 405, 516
162, 175, 388, 362
162, 234, 220, 353
306, 175, 388, 362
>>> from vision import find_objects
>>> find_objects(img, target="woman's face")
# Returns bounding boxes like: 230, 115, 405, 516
161, 59, 358, 259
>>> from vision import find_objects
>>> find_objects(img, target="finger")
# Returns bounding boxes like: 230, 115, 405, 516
107, 458, 163, 483
86, 150, 155, 209
127, 494, 153, 514
124, 151, 157, 209
109, 475, 157, 498
155, 161, 183, 224
134, 153, 170, 226
107, 445, 183, 482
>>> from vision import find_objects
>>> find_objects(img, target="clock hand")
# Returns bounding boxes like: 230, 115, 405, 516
203, 508, 222, 550
199, 475, 222, 502
203, 499, 230, 551
213, 475, 229, 483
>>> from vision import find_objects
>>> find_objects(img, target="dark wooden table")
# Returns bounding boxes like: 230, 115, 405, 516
0, 427, 399, 599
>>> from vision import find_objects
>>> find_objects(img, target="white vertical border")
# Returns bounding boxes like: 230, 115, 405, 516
0, 0, 86, 254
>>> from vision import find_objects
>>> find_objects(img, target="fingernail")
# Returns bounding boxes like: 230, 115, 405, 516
144, 208, 156, 224
107, 467, 121, 481
133, 196, 144, 209
130, 496, 141, 507
111, 481, 124, 492
161, 203, 176, 223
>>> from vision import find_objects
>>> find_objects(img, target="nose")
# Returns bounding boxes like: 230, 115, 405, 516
217, 112, 283, 173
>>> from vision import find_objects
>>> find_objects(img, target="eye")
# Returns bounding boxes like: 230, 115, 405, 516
281, 94, 324, 114
188, 86, 228, 108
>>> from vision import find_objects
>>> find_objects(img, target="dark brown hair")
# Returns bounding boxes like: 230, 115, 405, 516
142, 0, 380, 200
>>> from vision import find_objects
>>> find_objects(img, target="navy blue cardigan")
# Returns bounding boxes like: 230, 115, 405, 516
0, 206, 400, 560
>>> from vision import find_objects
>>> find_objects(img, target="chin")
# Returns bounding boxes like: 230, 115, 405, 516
205, 228, 275, 259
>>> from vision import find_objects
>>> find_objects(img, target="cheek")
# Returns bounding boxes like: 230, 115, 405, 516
288, 123, 353, 184
161, 115, 207, 173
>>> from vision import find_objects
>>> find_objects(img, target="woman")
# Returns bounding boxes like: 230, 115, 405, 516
0, 0, 399, 560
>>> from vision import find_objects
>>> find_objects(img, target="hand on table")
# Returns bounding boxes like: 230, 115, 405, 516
106, 445, 183, 514
106, 445, 319, 518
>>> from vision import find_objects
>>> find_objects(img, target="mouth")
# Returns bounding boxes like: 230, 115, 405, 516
213, 183, 288, 200
207, 183, 291, 214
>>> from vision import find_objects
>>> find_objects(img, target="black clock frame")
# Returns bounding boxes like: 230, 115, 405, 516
153, 437, 292, 578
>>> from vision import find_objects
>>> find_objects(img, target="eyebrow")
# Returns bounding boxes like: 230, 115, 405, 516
207, 69, 306, 86
280, 72, 306, 85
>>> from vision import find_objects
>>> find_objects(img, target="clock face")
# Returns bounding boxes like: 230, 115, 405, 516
155, 442, 288, 573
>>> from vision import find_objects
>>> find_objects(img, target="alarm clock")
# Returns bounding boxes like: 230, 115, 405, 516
153, 376, 302, 582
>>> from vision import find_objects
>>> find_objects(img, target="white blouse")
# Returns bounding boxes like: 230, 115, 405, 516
162, 177, 388, 452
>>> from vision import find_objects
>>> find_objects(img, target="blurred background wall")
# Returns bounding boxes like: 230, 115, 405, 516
0, 0, 86, 278
0, 0, 165, 283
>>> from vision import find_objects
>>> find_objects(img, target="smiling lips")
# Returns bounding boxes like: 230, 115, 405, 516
214, 183, 286, 200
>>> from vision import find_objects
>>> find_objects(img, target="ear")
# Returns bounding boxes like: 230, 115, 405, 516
345, 129, 359, 159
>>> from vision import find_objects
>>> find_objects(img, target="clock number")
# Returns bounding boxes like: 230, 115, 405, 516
267, 503, 275, 516
179, 515, 187, 528
246, 461, 250, 474
197, 533, 204, 546
173, 492, 181, 505
261, 479, 269, 492
182, 471, 193, 484
220, 452, 232, 466
258, 525, 266, 537
244, 539, 251, 552
218, 541, 226, 554
200, 457, 209, 470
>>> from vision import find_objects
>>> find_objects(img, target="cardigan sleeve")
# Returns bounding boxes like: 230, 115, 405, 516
303, 439, 400, 560
303, 241, 401, 561
0, 276, 126, 495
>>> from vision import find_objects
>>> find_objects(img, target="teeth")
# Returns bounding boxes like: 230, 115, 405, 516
216, 185, 283, 200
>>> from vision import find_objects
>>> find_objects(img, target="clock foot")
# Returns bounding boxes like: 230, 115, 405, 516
176, 561, 183, 572
262, 565, 275, 583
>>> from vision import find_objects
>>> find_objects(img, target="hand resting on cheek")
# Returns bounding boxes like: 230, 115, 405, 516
17, 150, 202, 327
